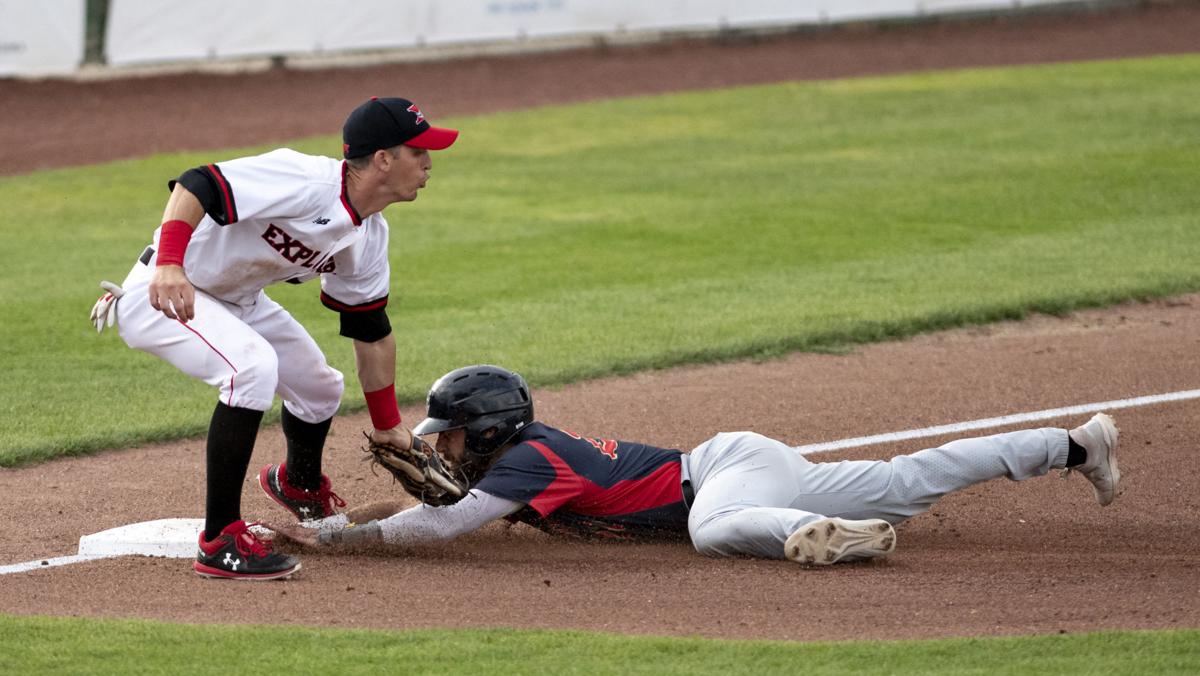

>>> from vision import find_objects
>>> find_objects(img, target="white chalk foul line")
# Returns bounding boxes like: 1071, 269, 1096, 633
795, 388, 1200, 455
0, 555, 93, 575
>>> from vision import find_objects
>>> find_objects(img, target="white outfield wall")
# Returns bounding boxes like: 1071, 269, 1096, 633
0, 1, 1099, 77
0, 0, 85, 77
102, 0, 1084, 68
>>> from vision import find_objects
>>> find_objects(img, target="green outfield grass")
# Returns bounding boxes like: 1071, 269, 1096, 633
2, 615, 1198, 675
1, 54, 1198, 465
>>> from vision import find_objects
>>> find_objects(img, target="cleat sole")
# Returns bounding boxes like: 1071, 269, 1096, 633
785, 518, 896, 566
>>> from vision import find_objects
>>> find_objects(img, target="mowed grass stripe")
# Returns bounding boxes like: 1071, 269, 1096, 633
2, 55, 1198, 464
2, 614, 1199, 676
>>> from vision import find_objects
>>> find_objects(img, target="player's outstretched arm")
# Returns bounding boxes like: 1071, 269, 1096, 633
266, 500, 407, 546
269, 490, 522, 549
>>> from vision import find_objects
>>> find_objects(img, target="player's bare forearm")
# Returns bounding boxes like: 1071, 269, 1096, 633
148, 186, 205, 322
353, 333, 416, 447
353, 332, 396, 392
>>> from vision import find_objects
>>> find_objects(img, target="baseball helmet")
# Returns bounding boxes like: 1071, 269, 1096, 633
413, 365, 533, 460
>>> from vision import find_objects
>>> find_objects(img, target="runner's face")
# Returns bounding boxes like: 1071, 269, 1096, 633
436, 428, 467, 463
389, 145, 431, 201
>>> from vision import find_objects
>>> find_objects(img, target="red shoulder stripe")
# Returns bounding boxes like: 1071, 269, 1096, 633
207, 164, 238, 224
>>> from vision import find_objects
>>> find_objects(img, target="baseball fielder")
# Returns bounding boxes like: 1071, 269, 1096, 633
272, 364, 1121, 565
89, 97, 457, 580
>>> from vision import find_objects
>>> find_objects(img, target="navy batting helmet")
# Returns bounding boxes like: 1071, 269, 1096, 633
412, 365, 533, 460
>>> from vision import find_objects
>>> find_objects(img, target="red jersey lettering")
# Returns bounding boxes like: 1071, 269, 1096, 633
562, 429, 619, 460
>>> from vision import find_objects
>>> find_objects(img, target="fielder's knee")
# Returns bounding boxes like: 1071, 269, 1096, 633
223, 347, 280, 411
289, 366, 344, 422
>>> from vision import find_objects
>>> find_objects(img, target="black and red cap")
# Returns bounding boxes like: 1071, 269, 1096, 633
342, 96, 459, 158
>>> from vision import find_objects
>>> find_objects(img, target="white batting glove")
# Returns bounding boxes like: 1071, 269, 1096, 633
89, 281, 125, 333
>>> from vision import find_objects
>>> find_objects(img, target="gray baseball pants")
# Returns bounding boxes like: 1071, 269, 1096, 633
684, 428, 1069, 559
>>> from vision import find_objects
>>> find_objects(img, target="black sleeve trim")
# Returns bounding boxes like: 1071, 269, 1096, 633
168, 164, 239, 225
320, 291, 388, 313
339, 308, 392, 343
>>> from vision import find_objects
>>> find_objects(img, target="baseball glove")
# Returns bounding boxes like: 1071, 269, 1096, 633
362, 432, 468, 506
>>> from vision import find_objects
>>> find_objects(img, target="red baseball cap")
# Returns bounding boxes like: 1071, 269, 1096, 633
342, 97, 458, 158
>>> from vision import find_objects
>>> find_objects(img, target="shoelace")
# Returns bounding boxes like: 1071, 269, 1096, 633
321, 488, 348, 513
233, 522, 274, 558
288, 475, 347, 515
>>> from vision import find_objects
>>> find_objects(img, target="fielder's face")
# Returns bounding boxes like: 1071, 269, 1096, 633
435, 428, 467, 463
386, 145, 432, 202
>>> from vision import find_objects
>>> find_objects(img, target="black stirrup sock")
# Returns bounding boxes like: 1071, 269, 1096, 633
203, 401, 264, 538
282, 407, 332, 491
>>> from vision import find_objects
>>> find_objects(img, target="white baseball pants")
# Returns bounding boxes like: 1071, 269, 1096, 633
685, 428, 1069, 559
115, 259, 344, 422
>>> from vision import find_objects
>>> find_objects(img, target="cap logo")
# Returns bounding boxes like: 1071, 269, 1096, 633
407, 104, 426, 125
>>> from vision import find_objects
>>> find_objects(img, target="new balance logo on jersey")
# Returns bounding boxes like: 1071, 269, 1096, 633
262, 224, 336, 273
312, 217, 331, 225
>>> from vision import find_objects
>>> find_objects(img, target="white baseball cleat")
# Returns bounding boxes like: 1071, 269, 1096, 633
1066, 412, 1121, 506
784, 517, 896, 565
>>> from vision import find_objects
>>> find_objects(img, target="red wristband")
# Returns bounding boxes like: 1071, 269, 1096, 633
156, 219, 194, 267
364, 384, 401, 431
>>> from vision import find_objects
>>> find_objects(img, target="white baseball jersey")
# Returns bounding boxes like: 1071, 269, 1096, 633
110, 148, 393, 418
156, 148, 390, 310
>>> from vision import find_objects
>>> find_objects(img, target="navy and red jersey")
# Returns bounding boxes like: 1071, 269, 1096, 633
473, 422, 690, 542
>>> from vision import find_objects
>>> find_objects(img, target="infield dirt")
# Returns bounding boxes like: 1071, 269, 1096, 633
1, 2, 1198, 641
